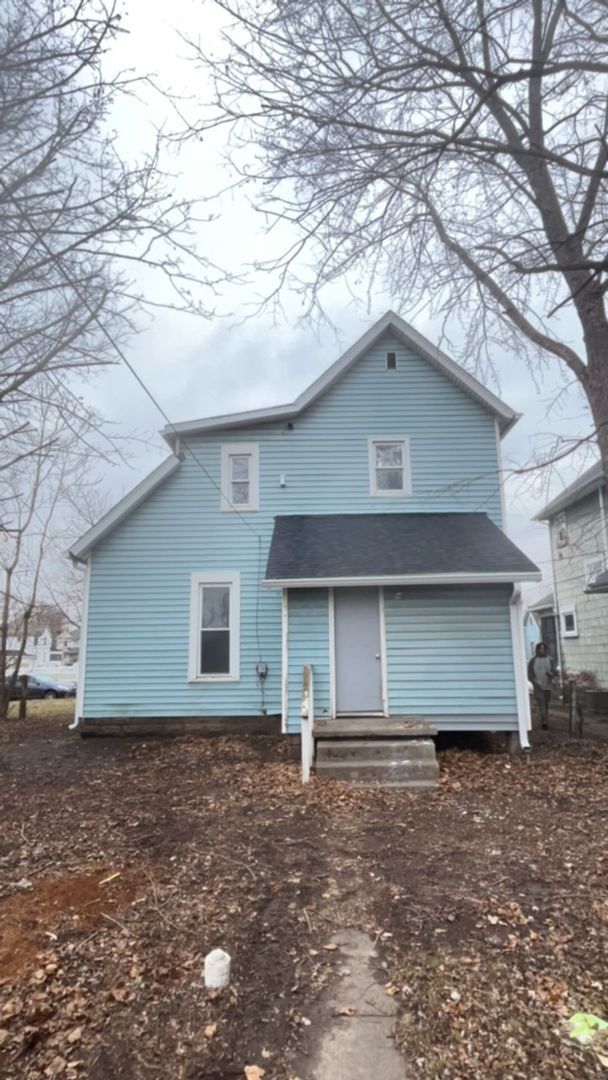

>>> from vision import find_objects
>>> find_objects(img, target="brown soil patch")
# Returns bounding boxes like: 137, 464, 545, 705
0, 868, 141, 982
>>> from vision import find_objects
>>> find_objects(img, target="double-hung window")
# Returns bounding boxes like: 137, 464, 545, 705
560, 606, 578, 638
221, 443, 259, 512
188, 572, 240, 681
368, 437, 411, 497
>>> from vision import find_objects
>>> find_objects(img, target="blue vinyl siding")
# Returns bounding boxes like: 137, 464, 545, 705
83, 332, 505, 720
286, 590, 331, 734
384, 585, 517, 723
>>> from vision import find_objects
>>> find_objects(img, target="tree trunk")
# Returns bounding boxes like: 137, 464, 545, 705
587, 356, 608, 481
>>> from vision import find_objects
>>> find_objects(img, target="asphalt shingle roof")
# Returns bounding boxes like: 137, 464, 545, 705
265, 513, 539, 582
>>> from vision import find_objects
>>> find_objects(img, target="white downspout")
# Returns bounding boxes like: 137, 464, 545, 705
69, 554, 91, 731
548, 525, 564, 679
510, 584, 531, 750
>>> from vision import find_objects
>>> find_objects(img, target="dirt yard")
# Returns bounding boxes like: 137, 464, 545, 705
1, 704, 608, 1079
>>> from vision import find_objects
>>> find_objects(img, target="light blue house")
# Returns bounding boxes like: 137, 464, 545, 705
70, 312, 540, 773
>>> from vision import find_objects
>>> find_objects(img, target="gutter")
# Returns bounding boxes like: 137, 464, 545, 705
509, 585, 531, 750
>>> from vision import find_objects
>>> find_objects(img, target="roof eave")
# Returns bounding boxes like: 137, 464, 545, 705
161, 311, 518, 443
264, 570, 542, 588
534, 462, 604, 521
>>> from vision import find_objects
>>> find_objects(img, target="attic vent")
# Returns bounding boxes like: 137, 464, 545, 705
385, 351, 397, 370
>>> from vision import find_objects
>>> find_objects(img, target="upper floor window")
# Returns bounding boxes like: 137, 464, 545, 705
221, 443, 259, 512
555, 511, 568, 548
385, 351, 398, 370
368, 436, 411, 497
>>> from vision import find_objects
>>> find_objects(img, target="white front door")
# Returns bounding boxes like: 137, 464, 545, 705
334, 588, 383, 714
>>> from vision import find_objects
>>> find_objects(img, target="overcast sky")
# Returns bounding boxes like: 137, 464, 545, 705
80, 0, 598, 602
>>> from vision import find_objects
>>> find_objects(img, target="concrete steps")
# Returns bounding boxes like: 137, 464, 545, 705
315, 736, 439, 789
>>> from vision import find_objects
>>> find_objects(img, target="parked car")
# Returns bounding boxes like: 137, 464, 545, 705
6, 675, 76, 700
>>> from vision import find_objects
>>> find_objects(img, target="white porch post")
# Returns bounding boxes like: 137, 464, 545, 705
510, 585, 531, 750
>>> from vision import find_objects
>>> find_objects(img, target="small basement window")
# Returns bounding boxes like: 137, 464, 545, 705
385, 351, 397, 370
560, 606, 578, 638
188, 572, 240, 681
368, 436, 411, 497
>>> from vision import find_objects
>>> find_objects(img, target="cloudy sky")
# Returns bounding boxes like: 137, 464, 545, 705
82, 0, 597, 601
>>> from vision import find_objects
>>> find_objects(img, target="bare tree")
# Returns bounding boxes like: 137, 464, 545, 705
190, 0, 608, 472
0, 403, 105, 719
0, 0, 217, 471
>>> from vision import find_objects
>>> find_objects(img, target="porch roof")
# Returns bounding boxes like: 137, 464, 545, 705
265, 512, 540, 587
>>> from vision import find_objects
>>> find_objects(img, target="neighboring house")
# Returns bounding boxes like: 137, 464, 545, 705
536, 462, 608, 686
6, 624, 79, 687
526, 592, 558, 663
70, 311, 540, 763
524, 607, 541, 659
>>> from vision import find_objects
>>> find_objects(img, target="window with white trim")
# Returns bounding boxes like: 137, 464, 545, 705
560, 606, 578, 638
585, 555, 606, 586
188, 572, 240, 681
368, 437, 411, 497
220, 444, 259, 511
555, 511, 568, 548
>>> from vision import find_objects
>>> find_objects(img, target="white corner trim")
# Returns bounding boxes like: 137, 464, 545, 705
264, 571, 541, 588
494, 419, 507, 531
368, 436, 412, 498
161, 311, 518, 444
69, 455, 181, 562
188, 571, 241, 682
281, 589, 289, 733
220, 443, 259, 513
328, 587, 336, 719
379, 587, 390, 717
70, 555, 91, 729
509, 585, 531, 749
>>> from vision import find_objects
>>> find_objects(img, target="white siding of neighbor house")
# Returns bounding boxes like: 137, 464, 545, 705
551, 486, 608, 686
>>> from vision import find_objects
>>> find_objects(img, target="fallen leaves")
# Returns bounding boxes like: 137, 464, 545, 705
243, 1067, 265, 1080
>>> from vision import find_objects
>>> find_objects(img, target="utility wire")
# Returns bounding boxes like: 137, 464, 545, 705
4, 182, 270, 711
2, 179, 263, 537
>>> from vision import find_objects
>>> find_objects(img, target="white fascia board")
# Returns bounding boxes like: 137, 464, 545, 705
534, 460, 604, 521
161, 311, 518, 446
264, 571, 542, 588
69, 455, 181, 562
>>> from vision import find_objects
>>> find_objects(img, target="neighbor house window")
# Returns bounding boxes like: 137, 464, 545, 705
585, 556, 606, 586
555, 511, 568, 548
220, 444, 259, 512
560, 606, 578, 638
188, 572, 240, 681
368, 437, 411, 497
386, 351, 397, 370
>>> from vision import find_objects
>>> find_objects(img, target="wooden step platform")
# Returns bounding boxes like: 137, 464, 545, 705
313, 715, 437, 739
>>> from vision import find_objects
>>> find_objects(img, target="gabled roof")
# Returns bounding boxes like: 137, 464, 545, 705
162, 311, 519, 446
264, 513, 541, 586
527, 591, 555, 613
535, 460, 604, 521
69, 455, 181, 563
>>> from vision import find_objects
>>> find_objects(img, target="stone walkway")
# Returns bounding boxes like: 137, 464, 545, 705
294, 930, 412, 1080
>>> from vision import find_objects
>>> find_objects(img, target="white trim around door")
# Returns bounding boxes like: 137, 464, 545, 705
379, 586, 390, 717
328, 587, 336, 718
332, 585, 386, 715
281, 589, 288, 733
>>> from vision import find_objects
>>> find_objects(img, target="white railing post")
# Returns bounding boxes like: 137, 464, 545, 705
300, 664, 314, 783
